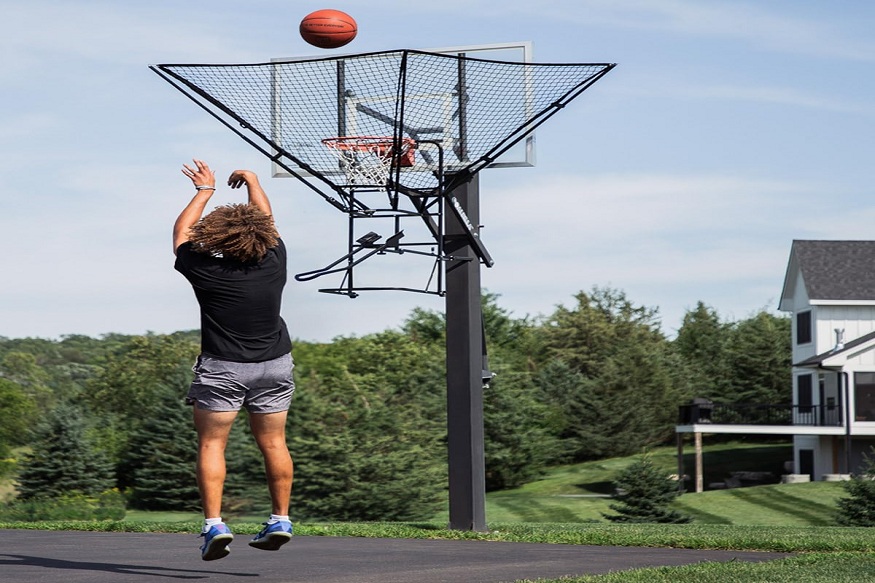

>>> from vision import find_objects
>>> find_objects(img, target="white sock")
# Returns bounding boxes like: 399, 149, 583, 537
268, 514, 289, 524
203, 517, 223, 532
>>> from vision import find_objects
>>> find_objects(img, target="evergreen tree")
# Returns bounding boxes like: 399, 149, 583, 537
603, 455, 692, 524
535, 359, 613, 462
483, 370, 559, 490
536, 287, 687, 461
86, 334, 199, 485
674, 302, 732, 399
837, 448, 875, 526
723, 311, 791, 405
403, 293, 557, 488
289, 333, 446, 521
16, 402, 115, 499
124, 388, 200, 511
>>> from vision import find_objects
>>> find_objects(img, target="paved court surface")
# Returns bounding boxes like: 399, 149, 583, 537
0, 529, 789, 583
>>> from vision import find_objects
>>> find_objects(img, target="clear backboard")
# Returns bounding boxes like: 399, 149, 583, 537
270, 41, 535, 180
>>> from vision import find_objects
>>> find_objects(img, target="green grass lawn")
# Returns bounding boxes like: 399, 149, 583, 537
484, 480, 846, 525
474, 440, 840, 526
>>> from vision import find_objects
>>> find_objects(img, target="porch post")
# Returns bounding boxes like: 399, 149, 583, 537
694, 432, 703, 493
676, 433, 685, 494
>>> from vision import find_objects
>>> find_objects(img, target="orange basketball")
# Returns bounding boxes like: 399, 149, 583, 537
300, 9, 357, 49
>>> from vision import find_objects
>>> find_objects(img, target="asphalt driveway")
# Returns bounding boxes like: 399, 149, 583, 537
0, 529, 789, 583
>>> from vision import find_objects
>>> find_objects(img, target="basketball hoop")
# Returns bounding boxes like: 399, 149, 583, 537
322, 136, 416, 187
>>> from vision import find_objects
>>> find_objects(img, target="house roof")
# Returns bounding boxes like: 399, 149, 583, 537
795, 329, 875, 368
781, 240, 875, 308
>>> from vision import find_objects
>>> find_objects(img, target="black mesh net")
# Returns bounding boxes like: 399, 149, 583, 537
153, 50, 614, 295
152, 50, 614, 207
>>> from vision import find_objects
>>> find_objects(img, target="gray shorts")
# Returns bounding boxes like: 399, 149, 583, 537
187, 353, 295, 414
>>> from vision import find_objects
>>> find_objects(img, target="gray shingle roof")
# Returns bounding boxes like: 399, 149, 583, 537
792, 240, 875, 301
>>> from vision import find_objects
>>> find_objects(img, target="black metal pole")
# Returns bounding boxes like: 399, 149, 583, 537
444, 173, 487, 532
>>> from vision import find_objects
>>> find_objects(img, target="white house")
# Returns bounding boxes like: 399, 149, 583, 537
676, 240, 875, 490
780, 240, 875, 479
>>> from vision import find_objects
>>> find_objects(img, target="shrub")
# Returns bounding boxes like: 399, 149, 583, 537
603, 454, 692, 524
0, 489, 126, 521
837, 448, 875, 526
16, 403, 115, 499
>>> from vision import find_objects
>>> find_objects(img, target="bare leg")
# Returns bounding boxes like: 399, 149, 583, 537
249, 411, 293, 515
193, 408, 239, 519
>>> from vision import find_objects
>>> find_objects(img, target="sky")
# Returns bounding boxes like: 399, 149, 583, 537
2, 0, 875, 343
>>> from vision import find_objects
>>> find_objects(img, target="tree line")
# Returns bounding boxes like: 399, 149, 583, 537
0, 287, 791, 521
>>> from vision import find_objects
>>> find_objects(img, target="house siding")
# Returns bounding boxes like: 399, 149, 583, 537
814, 305, 875, 360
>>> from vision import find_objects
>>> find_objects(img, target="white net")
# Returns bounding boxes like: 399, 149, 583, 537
322, 136, 416, 187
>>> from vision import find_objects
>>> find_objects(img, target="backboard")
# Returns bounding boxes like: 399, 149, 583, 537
270, 42, 535, 180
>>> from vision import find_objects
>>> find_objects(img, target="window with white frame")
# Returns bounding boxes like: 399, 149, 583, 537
854, 372, 875, 422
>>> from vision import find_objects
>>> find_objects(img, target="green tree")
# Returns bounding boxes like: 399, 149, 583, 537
482, 371, 559, 490
603, 454, 692, 524
123, 387, 200, 511
674, 302, 731, 399
83, 334, 199, 467
0, 378, 37, 476
0, 379, 36, 447
535, 359, 611, 462
536, 287, 687, 460
84, 334, 199, 424
15, 402, 115, 499
837, 448, 875, 526
289, 332, 446, 521
538, 287, 663, 375
402, 293, 555, 489
723, 311, 792, 405
0, 351, 52, 407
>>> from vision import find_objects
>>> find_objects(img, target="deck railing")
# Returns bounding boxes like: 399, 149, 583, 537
678, 402, 843, 427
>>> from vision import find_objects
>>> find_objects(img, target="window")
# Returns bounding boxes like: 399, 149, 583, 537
796, 311, 812, 345
854, 372, 875, 422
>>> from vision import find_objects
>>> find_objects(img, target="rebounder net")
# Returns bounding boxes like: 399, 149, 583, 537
151, 50, 614, 210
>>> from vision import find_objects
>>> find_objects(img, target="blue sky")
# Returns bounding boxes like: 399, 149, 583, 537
3, 1, 874, 342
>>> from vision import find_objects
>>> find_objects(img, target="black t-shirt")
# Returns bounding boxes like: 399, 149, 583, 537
175, 239, 291, 362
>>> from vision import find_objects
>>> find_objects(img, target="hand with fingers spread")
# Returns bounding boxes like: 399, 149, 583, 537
227, 169, 257, 190
182, 159, 217, 191
174, 159, 218, 253
228, 169, 272, 217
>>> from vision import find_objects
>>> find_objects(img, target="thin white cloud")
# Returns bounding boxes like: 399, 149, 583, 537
0, 1, 268, 82
487, 0, 875, 62
614, 80, 875, 118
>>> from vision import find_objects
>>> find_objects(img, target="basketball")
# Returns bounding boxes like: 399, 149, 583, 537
300, 9, 357, 49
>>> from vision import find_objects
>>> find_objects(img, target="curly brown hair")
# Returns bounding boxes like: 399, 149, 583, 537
189, 203, 279, 263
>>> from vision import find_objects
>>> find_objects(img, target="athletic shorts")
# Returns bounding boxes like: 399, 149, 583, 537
187, 353, 295, 414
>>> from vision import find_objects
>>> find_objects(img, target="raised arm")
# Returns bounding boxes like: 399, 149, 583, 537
228, 170, 272, 217
174, 159, 216, 254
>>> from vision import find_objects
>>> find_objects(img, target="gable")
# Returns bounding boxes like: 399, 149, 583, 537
781, 241, 875, 309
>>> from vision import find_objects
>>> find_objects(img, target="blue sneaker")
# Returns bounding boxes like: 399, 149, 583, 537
248, 520, 293, 551
200, 523, 234, 561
